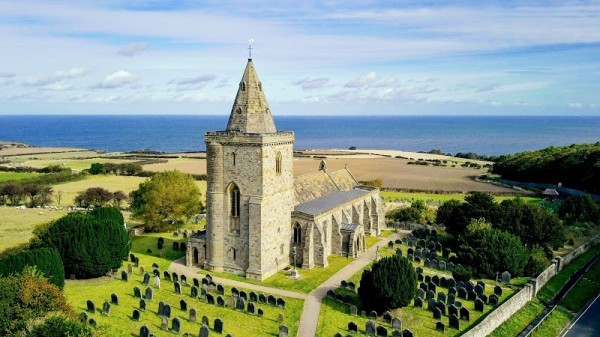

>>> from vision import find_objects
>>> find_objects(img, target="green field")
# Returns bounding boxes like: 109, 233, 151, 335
0, 206, 68, 251
0, 172, 40, 182
316, 241, 514, 337
381, 191, 541, 204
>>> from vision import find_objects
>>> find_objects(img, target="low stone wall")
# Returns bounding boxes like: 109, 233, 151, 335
462, 235, 599, 337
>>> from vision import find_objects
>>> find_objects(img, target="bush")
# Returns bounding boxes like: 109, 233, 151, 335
559, 194, 599, 224
452, 265, 473, 283
525, 246, 551, 276
27, 316, 93, 337
0, 247, 64, 289
33, 207, 129, 278
358, 255, 416, 312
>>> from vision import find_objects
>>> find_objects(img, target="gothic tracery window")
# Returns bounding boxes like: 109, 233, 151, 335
293, 223, 301, 244
229, 183, 240, 233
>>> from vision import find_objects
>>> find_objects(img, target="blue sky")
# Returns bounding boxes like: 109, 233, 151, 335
1, 0, 599, 115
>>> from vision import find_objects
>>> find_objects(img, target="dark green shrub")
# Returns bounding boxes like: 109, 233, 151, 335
358, 255, 416, 312
0, 247, 64, 289
27, 316, 93, 337
452, 265, 473, 283
33, 207, 129, 279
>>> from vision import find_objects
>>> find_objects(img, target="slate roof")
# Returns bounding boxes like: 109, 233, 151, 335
191, 230, 207, 240
341, 223, 361, 232
293, 168, 359, 205
294, 189, 371, 216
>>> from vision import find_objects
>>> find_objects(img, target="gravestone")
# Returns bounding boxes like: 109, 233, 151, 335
181, 274, 187, 285
467, 290, 477, 301
164, 271, 171, 281
140, 325, 150, 337
240, 291, 247, 301
361, 310, 366, 317
174, 281, 181, 294
217, 284, 225, 295
111, 293, 119, 305
158, 301, 165, 316
448, 304, 458, 317
88, 318, 97, 327
428, 282, 437, 293
460, 307, 470, 321
258, 308, 264, 317
428, 298, 437, 311
479, 293, 488, 304
474, 298, 484, 312
236, 297, 246, 311
79, 312, 88, 324
443, 248, 451, 258
440, 277, 448, 288
217, 295, 225, 306
437, 292, 447, 304
193, 278, 200, 287
396, 248, 402, 256
402, 329, 414, 337
416, 273, 424, 282
449, 313, 460, 329
458, 287, 467, 299
143, 273, 150, 286
145, 287, 153, 301
433, 307, 442, 319
102, 301, 111, 316
202, 277, 209, 286
250, 291, 257, 302
436, 322, 445, 333
201, 315, 209, 327
207, 294, 215, 305
377, 326, 389, 337
199, 324, 209, 337
432, 275, 440, 286
214, 318, 224, 334
153, 268, 160, 277
465, 282, 474, 292
426, 290, 435, 300
164, 304, 171, 318
134, 257, 139, 267
407, 248, 414, 256
172, 272, 178, 282
268, 295, 276, 306
489, 294, 499, 306
154, 275, 161, 288
383, 311, 392, 323
416, 267, 423, 274
279, 325, 289, 337
171, 317, 181, 334
392, 317, 402, 331
448, 262, 455, 272
448, 287, 457, 296
191, 285, 198, 298
494, 285, 503, 296
134, 287, 142, 298
439, 261, 446, 271
455, 301, 463, 309
370, 310, 378, 319
437, 301, 447, 315
350, 305, 358, 315
180, 299, 187, 311
259, 293, 267, 303
424, 259, 431, 267
407, 254, 413, 261
231, 287, 239, 297
201, 287, 208, 298
420, 282, 428, 291
388, 240, 394, 248
189, 308, 197, 322
277, 298, 286, 308
247, 301, 255, 314
431, 259, 439, 269
366, 320, 376, 336
417, 288, 425, 299
348, 282, 356, 291
228, 296, 236, 308
122, 270, 129, 281
474, 284, 484, 296
414, 297, 423, 308
348, 322, 358, 332
447, 278, 456, 288
448, 293, 456, 306
139, 266, 145, 275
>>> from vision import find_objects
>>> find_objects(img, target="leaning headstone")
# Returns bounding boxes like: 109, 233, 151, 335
377, 325, 389, 337
366, 320, 376, 336
449, 313, 460, 329
199, 325, 209, 337
189, 308, 197, 322
139, 325, 150, 337
171, 317, 181, 334
122, 270, 129, 281
392, 317, 402, 331
174, 281, 181, 294
102, 301, 111, 316
214, 318, 224, 333
140, 298, 147, 311
494, 285, 503, 296
279, 325, 289, 337
180, 299, 188, 311
111, 293, 119, 305
501, 271, 511, 284
145, 287, 153, 301
436, 322, 445, 333
86, 300, 95, 313
143, 273, 150, 286
460, 307, 470, 321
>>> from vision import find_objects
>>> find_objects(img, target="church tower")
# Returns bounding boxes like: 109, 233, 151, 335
204, 58, 295, 280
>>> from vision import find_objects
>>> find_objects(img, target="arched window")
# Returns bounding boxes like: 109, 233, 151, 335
275, 152, 282, 174
293, 223, 302, 244
228, 183, 240, 233
232, 152, 236, 166
230, 184, 240, 217
229, 247, 236, 261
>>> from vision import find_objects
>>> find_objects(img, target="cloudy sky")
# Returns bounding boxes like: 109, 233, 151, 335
1, 0, 599, 115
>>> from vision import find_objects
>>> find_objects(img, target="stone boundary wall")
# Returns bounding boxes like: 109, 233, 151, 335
462, 235, 600, 337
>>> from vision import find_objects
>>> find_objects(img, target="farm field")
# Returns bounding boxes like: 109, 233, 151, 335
0, 172, 40, 182
12, 158, 137, 171
380, 191, 541, 204
0, 206, 68, 251
0, 147, 87, 156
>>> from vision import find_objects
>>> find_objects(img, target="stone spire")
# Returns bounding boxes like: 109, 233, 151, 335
226, 59, 276, 134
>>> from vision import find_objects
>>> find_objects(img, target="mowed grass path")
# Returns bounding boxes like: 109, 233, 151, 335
65, 233, 303, 337
316, 241, 515, 337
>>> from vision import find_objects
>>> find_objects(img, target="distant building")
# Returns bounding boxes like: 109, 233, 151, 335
186, 58, 384, 280
542, 188, 559, 200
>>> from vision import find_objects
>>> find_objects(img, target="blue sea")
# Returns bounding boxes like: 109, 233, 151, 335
0, 115, 598, 156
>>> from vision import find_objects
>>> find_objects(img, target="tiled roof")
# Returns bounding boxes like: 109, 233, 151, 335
341, 223, 361, 231
293, 168, 359, 205
294, 189, 371, 216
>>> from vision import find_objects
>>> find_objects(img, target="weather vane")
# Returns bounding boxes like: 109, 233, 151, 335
248, 38, 254, 59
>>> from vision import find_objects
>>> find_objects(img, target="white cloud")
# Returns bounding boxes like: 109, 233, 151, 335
0, 72, 15, 78
118, 43, 149, 57
24, 67, 90, 86
42, 81, 73, 91
293, 77, 330, 90
95, 71, 139, 89
170, 74, 217, 86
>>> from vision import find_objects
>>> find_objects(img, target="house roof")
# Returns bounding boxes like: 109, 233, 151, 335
293, 188, 371, 216
542, 188, 559, 196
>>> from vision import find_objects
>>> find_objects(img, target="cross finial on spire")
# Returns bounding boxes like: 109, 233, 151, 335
248, 38, 254, 59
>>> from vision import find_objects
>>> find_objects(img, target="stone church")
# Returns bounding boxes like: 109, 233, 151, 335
186, 57, 384, 280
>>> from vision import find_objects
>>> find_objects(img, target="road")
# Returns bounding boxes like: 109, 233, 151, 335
563, 293, 600, 337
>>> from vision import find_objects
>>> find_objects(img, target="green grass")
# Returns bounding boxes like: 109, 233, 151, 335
537, 245, 600, 303
489, 299, 545, 337
0, 206, 68, 252
316, 241, 514, 337
366, 236, 380, 248
0, 172, 40, 182
531, 307, 573, 337
381, 191, 541, 204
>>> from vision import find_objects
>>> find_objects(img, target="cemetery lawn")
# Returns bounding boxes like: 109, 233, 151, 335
0, 172, 39, 182
316, 242, 515, 337
64, 266, 303, 337
0, 206, 68, 251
